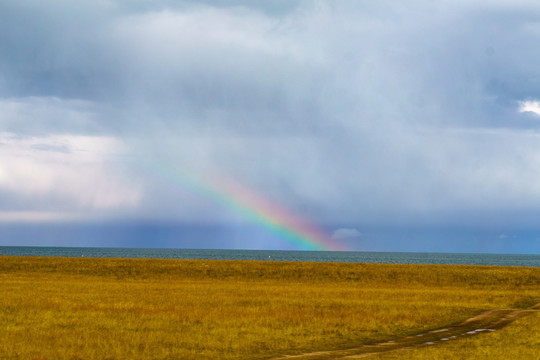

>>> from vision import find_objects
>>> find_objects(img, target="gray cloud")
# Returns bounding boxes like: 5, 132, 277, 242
30, 143, 71, 153
332, 228, 362, 240
2, 0, 540, 237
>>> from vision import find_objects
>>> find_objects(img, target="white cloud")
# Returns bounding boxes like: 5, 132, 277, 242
332, 228, 362, 240
519, 100, 540, 117
0, 211, 83, 223
0, 132, 140, 215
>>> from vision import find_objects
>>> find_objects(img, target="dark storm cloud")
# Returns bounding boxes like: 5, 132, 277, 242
2, 0, 540, 236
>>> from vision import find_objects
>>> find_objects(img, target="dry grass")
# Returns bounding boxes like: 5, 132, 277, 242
370, 311, 540, 360
0, 256, 539, 359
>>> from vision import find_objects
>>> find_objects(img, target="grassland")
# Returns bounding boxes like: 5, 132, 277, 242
0, 256, 539, 360
369, 310, 540, 360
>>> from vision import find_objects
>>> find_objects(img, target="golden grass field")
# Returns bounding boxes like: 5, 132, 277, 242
370, 310, 540, 360
0, 256, 539, 360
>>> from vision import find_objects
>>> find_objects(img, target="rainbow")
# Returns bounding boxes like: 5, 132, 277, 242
152, 164, 344, 251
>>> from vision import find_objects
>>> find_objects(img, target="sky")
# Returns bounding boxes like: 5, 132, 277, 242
1, 0, 540, 253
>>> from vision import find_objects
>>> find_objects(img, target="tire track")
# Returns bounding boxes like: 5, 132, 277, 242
269, 303, 540, 360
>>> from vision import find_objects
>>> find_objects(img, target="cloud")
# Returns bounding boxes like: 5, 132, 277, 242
0, 132, 140, 218
0, 211, 83, 223
332, 228, 362, 240
31, 144, 71, 153
0, 97, 100, 135
519, 100, 540, 117
2, 0, 540, 234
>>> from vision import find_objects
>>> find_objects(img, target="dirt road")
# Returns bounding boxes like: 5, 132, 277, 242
269, 303, 540, 360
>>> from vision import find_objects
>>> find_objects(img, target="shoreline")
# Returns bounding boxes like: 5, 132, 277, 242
1, 246, 539, 267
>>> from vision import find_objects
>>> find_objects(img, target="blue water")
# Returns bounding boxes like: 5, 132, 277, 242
0, 246, 539, 267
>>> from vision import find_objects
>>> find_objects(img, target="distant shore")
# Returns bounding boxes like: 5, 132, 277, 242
1, 246, 539, 266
